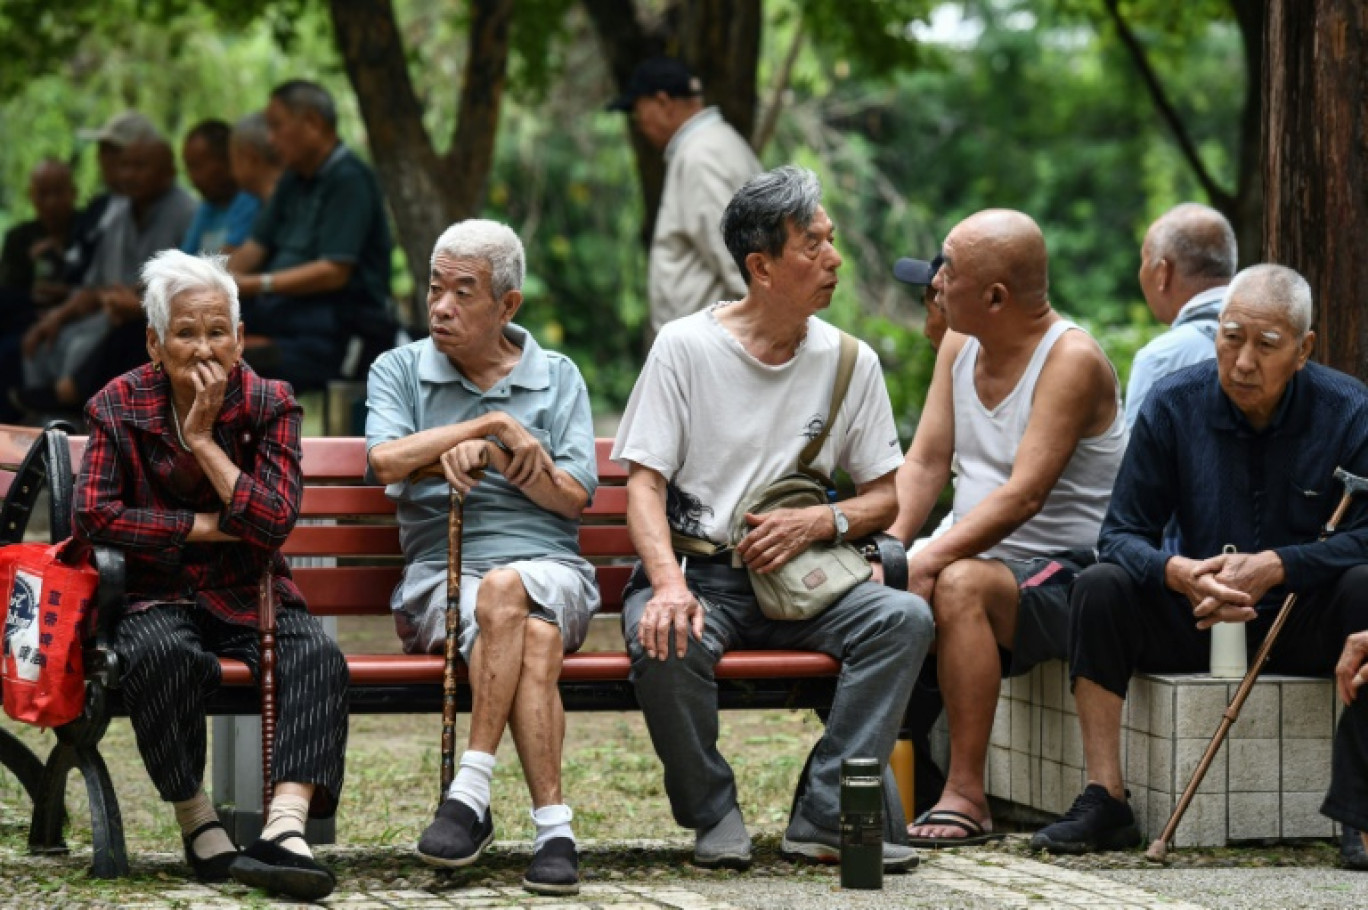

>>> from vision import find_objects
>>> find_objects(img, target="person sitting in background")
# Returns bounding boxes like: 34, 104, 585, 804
66, 111, 158, 286
894, 252, 949, 352
1032, 265, 1368, 857
230, 111, 284, 206
181, 119, 260, 255
19, 131, 196, 416
1125, 203, 1236, 428
229, 80, 394, 393
366, 220, 597, 896
1, 159, 78, 421
74, 249, 348, 901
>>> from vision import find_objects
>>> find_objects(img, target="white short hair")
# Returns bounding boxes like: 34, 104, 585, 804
430, 219, 525, 300
140, 249, 240, 342
1223, 263, 1313, 338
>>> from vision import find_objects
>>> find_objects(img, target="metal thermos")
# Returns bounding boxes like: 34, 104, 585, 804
840, 757, 883, 889
1210, 545, 1249, 678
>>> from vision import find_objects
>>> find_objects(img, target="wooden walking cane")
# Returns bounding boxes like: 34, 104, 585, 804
409, 461, 482, 801
440, 482, 466, 800
258, 567, 278, 813
1146, 466, 1368, 862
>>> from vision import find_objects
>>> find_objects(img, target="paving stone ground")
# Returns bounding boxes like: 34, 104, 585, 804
3, 835, 1367, 909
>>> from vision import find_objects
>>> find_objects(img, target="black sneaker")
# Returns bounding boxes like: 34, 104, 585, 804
1030, 784, 1142, 854
417, 799, 495, 868
523, 837, 579, 895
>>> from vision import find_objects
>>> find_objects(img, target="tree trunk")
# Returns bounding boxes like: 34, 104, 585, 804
1230, 0, 1265, 266
1263, 0, 1368, 378
329, 0, 513, 324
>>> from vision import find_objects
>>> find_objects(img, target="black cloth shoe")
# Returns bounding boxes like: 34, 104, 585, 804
229, 832, 336, 901
181, 821, 237, 882
1030, 784, 1142, 854
523, 837, 580, 895
1342, 826, 1368, 871
416, 798, 495, 868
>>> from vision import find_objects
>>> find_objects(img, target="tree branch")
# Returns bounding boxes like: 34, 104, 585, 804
753, 16, 805, 156
1102, 0, 1233, 210
444, 0, 515, 215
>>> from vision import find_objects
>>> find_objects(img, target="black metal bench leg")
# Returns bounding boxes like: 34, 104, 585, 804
0, 726, 46, 804
28, 740, 128, 878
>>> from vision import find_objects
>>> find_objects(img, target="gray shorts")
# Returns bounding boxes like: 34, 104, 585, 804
1000, 548, 1096, 678
392, 555, 600, 661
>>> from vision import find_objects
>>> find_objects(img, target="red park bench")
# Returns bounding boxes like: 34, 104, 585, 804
0, 423, 914, 878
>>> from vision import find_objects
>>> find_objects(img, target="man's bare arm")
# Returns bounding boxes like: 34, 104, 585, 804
227, 239, 267, 275
626, 464, 703, 660
482, 442, 589, 521
888, 332, 963, 544
234, 259, 353, 297
368, 413, 513, 485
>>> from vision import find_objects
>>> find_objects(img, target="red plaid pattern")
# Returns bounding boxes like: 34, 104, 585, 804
74, 362, 305, 625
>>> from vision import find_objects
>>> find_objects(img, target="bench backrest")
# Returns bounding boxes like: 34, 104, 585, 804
0, 428, 634, 616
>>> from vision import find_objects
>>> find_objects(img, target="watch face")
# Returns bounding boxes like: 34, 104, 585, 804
834, 507, 849, 533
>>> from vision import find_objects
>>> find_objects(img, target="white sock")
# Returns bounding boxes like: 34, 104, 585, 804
447, 750, 497, 817
531, 804, 575, 851
173, 791, 234, 860
261, 792, 312, 858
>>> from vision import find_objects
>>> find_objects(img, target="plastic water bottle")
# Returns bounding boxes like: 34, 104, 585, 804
840, 757, 883, 889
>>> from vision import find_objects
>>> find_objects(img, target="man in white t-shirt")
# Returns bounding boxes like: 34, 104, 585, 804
889, 210, 1126, 847
613, 166, 933, 874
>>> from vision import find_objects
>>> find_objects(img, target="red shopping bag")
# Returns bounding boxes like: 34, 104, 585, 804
1, 539, 98, 728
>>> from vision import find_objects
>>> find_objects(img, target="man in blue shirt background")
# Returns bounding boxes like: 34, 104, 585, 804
1124, 203, 1236, 430
180, 119, 259, 255
1031, 263, 1368, 858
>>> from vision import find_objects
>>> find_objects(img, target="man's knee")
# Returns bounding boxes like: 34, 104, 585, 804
933, 558, 1010, 624
1071, 563, 1134, 626
520, 618, 564, 683
474, 568, 531, 631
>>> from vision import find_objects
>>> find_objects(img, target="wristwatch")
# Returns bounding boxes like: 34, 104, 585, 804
828, 503, 850, 544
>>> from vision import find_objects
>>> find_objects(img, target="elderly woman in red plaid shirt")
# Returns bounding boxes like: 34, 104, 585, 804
73, 249, 347, 901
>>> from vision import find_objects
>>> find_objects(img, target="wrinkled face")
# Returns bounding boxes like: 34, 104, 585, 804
761, 206, 842, 314
265, 98, 315, 171
932, 228, 982, 335
182, 135, 237, 204
147, 289, 244, 395
631, 94, 676, 150
1215, 294, 1313, 429
28, 166, 76, 232
427, 254, 520, 361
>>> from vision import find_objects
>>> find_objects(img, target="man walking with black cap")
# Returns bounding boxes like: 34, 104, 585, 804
608, 57, 761, 338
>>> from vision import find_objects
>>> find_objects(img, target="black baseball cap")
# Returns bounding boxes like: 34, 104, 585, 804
606, 57, 703, 112
893, 253, 944, 287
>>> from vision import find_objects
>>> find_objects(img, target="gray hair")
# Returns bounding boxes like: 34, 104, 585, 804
722, 165, 823, 284
1222, 263, 1313, 337
1148, 203, 1237, 281
270, 79, 337, 130
430, 219, 526, 300
140, 249, 240, 342
232, 111, 278, 164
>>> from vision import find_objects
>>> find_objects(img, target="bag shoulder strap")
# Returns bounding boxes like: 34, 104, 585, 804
798, 331, 859, 472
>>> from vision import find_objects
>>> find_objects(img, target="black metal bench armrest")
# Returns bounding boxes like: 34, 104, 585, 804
1, 424, 74, 545
87, 546, 126, 690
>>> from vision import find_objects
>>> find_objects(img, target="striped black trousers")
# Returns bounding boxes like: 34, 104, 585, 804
115, 605, 350, 815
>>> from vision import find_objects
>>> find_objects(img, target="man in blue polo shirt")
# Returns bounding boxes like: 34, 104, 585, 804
365, 220, 596, 896
229, 79, 393, 392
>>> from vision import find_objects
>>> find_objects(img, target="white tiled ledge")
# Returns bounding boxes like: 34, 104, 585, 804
931, 661, 1342, 846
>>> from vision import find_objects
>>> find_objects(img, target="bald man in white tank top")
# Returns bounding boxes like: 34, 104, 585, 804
886, 210, 1127, 845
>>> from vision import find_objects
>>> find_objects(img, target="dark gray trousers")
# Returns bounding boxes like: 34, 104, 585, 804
115, 605, 350, 815
622, 562, 933, 831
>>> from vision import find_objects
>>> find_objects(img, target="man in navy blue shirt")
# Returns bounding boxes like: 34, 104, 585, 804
1032, 264, 1368, 858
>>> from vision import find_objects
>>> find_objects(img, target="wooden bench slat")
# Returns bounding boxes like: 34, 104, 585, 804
218, 649, 840, 687
282, 524, 635, 559
299, 482, 627, 518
